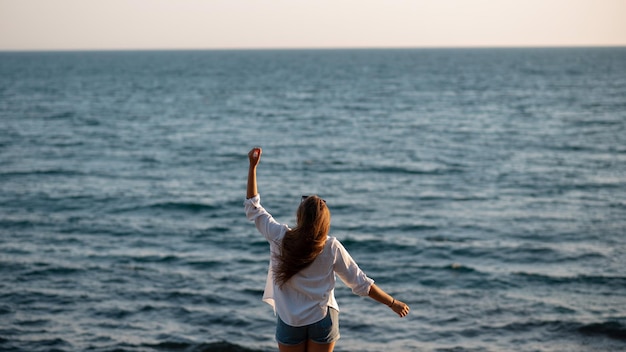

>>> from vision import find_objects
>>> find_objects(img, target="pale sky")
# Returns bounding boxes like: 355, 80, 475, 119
1, 0, 625, 51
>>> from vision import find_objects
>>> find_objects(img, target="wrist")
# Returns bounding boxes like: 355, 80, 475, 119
387, 298, 395, 308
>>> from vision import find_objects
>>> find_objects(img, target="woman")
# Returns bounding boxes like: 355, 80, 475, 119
245, 147, 410, 352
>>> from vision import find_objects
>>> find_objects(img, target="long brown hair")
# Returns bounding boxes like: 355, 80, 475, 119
273, 195, 330, 287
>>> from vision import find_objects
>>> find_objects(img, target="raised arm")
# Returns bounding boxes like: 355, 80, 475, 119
247, 147, 262, 199
368, 284, 410, 318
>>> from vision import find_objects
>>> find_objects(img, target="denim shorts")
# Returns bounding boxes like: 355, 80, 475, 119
276, 307, 340, 346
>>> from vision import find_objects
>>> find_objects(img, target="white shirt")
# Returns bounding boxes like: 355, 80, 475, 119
244, 194, 374, 327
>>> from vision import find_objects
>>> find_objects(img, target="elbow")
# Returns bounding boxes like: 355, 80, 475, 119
353, 281, 374, 297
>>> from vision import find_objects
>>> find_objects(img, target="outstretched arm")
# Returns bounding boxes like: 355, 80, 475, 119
247, 147, 262, 199
333, 240, 410, 318
368, 284, 410, 318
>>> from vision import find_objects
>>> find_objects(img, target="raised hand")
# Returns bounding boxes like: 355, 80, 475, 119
248, 147, 262, 168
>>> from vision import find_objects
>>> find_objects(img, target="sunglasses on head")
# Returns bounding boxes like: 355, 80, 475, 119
301, 195, 326, 204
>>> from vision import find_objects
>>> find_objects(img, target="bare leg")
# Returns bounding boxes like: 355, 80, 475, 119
307, 340, 335, 352
278, 342, 307, 352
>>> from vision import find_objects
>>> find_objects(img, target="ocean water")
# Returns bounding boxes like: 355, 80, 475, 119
1, 48, 625, 352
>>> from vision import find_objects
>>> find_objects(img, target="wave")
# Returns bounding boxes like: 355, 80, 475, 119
440, 319, 626, 348
337, 223, 438, 236
499, 319, 626, 342
145, 340, 266, 352
512, 272, 626, 290
0, 339, 267, 352
130, 254, 180, 264
186, 259, 222, 269
302, 158, 463, 176
0, 168, 86, 178
578, 321, 626, 341
113, 201, 219, 214
339, 236, 421, 254
23, 266, 84, 277
449, 242, 608, 266
368, 164, 462, 176
44, 111, 75, 120
424, 235, 470, 243
147, 201, 219, 212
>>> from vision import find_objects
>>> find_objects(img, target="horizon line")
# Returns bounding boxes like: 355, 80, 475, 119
1, 43, 625, 53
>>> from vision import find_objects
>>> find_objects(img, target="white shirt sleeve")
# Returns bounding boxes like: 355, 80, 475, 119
332, 239, 374, 297
244, 194, 289, 243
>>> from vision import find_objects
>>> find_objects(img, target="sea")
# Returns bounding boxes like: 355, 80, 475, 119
1, 47, 625, 352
